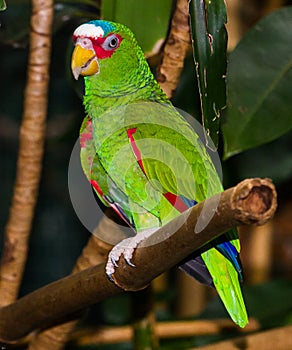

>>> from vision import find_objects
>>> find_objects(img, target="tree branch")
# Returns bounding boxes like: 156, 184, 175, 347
27, 217, 114, 350
0, 0, 53, 306
0, 178, 277, 342
156, 0, 191, 98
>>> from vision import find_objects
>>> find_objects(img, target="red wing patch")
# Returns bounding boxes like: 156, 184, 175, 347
163, 192, 188, 213
127, 127, 188, 213
90, 179, 104, 196
80, 119, 92, 148
127, 128, 146, 173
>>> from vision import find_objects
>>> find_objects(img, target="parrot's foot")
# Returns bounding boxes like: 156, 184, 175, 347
106, 228, 157, 281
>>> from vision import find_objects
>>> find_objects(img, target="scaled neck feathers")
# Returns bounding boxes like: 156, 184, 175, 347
83, 57, 170, 117
84, 73, 170, 118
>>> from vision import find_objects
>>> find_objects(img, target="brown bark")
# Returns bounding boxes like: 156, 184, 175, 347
156, 0, 192, 98
0, 0, 53, 306
176, 270, 208, 316
0, 178, 277, 343
240, 222, 273, 284
112, 178, 276, 290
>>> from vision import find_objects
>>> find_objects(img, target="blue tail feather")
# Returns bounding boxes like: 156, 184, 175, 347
216, 242, 243, 282
180, 195, 197, 208
178, 197, 243, 284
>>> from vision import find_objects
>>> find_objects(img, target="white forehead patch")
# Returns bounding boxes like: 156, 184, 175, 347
74, 23, 104, 39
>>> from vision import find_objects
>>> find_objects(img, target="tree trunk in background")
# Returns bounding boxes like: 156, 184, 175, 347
0, 0, 54, 306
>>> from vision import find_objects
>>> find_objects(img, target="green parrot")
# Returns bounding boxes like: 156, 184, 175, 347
71, 20, 248, 327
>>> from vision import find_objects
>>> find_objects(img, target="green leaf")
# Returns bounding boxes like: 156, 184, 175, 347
189, 0, 227, 150
0, 0, 6, 11
223, 130, 292, 186
223, 7, 292, 159
101, 0, 173, 55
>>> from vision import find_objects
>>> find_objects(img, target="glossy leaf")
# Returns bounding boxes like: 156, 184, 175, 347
189, 0, 227, 150
223, 7, 292, 159
101, 0, 173, 55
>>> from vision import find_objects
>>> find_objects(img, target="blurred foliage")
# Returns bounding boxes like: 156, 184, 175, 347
223, 129, 292, 187
64, 279, 292, 349
102, 0, 173, 55
0, 1, 292, 349
0, 0, 6, 11
222, 7, 292, 158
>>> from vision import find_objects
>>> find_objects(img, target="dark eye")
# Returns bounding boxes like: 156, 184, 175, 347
103, 34, 120, 50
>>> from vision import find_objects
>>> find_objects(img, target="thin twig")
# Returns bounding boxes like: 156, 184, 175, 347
0, 0, 54, 306
69, 318, 260, 346
193, 325, 292, 350
0, 178, 277, 342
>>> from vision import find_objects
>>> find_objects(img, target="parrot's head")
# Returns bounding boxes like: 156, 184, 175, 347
71, 20, 147, 91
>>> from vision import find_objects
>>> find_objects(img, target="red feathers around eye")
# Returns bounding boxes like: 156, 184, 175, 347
92, 33, 122, 59
73, 32, 122, 59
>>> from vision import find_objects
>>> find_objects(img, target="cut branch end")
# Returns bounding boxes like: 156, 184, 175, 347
231, 178, 277, 225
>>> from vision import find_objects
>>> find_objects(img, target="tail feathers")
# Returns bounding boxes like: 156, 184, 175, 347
216, 242, 243, 282
179, 256, 213, 287
202, 248, 248, 328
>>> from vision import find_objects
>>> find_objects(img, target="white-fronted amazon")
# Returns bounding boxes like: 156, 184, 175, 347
71, 20, 248, 327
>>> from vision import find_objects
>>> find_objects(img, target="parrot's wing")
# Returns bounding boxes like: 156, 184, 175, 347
80, 115, 162, 232
80, 115, 135, 227
80, 116, 108, 206
123, 102, 222, 203
122, 103, 248, 327
91, 104, 183, 229
90, 101, 247, 326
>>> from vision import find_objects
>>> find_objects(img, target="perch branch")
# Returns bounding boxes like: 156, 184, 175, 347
156, 0, 192, 98
0, 0, 53, 306
0, 178, 277, 342
28, 216, 114, 350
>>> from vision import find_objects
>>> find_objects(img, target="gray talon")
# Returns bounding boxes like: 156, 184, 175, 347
106, 273, 115, 282
125, 258, 135, 267
106, 229, 156, 282
111, 257, 118, 267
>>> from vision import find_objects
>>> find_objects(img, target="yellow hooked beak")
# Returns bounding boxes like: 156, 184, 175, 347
71, 44, 99, 80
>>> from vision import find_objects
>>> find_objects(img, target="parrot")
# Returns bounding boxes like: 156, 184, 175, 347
71, 19, 248, 328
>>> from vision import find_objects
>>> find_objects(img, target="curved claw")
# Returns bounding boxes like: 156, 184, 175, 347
111, 256, 119, 267
106, 272, 115, 283
105, 230, 156, 283
125, 257, 136, 267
